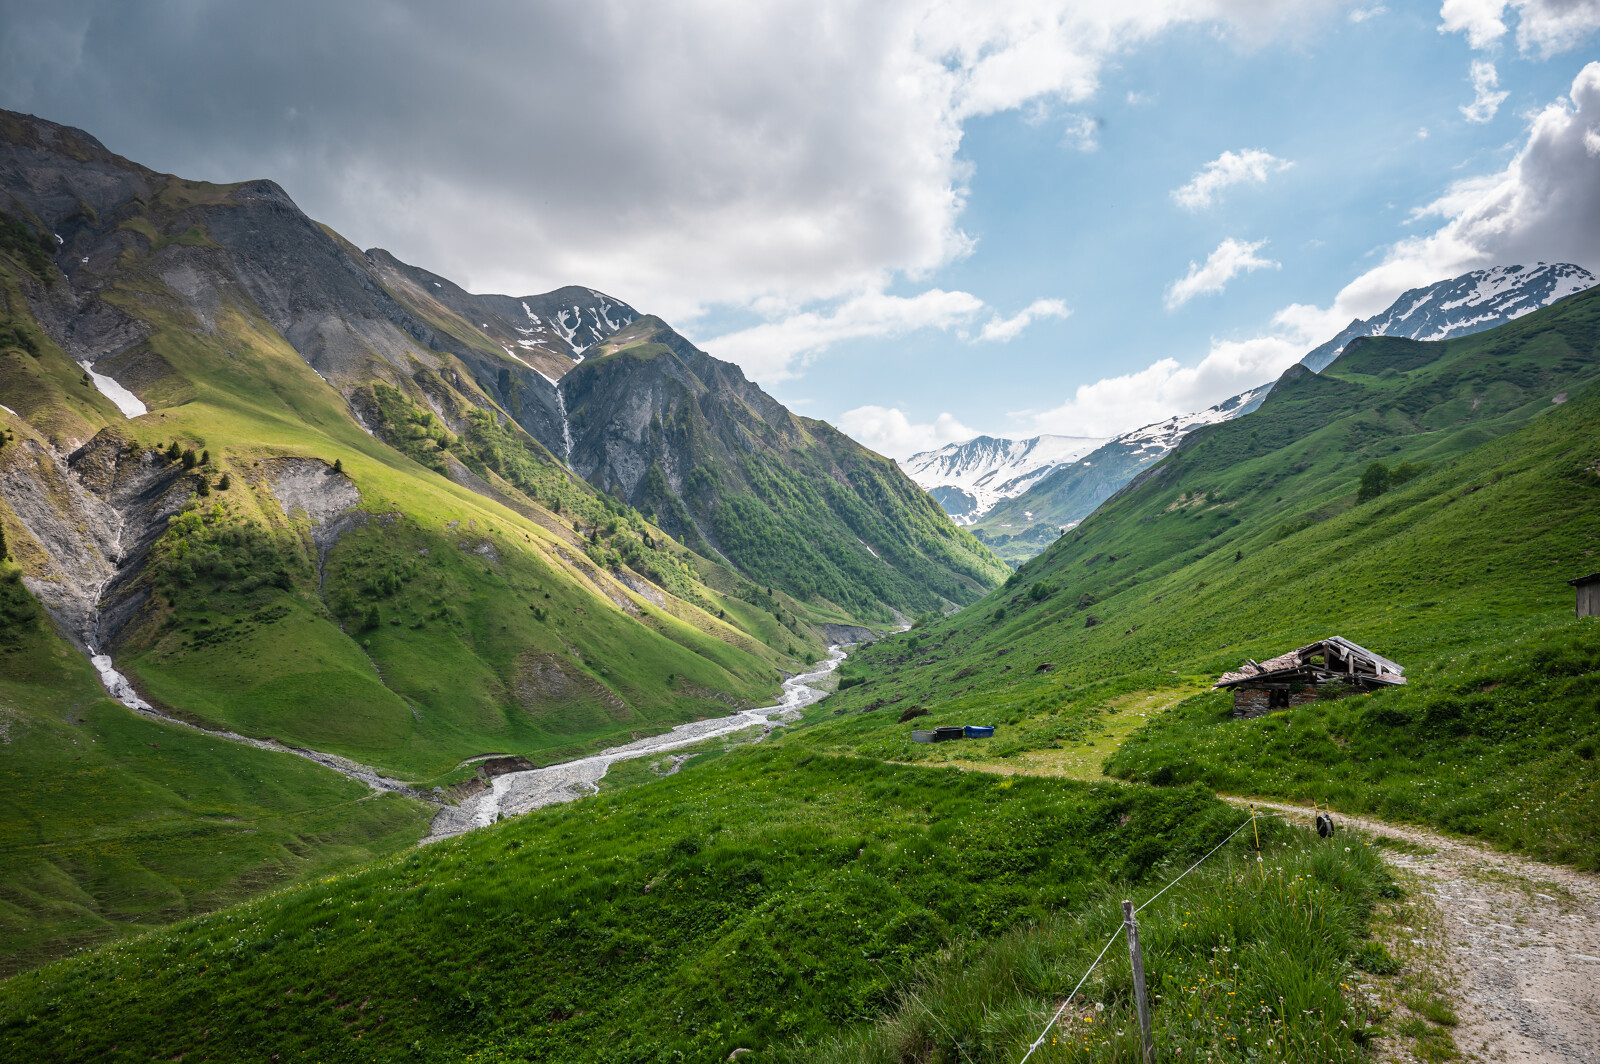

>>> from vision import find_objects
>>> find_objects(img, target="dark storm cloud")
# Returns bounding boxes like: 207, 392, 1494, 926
0, 0, 967, 315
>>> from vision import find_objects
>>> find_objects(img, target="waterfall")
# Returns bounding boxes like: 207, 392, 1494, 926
554, 382, 573, 462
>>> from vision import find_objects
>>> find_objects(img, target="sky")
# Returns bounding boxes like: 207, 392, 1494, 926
3, 0, 1599, 458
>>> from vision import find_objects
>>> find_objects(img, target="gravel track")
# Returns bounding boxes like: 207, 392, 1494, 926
1230, 798, 1600, 1064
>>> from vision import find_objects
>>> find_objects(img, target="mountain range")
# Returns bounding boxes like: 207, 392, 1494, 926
1299, 262, 1595, 372
920, 261, 1596, 563
0, 108, 1002, 967
897, 433, 1106, 523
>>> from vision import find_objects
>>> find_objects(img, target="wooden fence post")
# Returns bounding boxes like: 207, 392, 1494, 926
1123, 900, 1155, 1064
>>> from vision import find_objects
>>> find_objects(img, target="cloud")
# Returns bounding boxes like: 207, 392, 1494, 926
1348, 5, 1388, 21
1171, 148, 1293, 211
1516, 0, 1600, 56
836, 406, 979, 460
1165, 238, 1279, 309
702, 287, 986, 382
0, 0, 1355, 387
1032, 60, 1600, 441
1462, 59, 1509, 122
978, 298, 1071, 342
1439, 0, 1510, 48
1020, 332, 1302, 437
1060, 113, 1102, 152
1439, 0, 1600, 56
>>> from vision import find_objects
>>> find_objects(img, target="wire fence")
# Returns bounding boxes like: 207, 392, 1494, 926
1016, 808, 1271, 1064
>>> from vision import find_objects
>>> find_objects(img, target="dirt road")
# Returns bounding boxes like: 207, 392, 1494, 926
1233, 798, 1600, 1064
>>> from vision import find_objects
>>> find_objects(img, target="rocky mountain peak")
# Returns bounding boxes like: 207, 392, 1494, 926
1301, 262, 1595, 372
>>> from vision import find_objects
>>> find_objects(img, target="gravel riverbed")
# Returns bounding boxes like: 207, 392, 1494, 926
424, 645, 846, 841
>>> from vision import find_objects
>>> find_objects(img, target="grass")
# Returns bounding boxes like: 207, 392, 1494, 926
799, 293, 1600, 870
785, 830, 1397, 1064
0, 748, 1329, 1064
0, 563, 431, 975
1105, 620, 1600, 870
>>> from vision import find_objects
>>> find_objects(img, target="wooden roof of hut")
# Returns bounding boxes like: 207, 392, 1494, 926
1214, 636, 1405, 690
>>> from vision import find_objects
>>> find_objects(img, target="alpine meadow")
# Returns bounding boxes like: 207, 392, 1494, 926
3, 7, 1600, 1064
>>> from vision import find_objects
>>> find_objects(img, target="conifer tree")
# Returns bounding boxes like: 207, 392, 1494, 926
181, 448, 198, 470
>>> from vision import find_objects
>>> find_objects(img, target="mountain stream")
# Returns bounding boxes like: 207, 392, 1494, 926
424, 644, 847, 841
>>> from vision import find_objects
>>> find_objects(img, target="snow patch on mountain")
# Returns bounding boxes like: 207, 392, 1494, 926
1112, 382, 1273, 457
1302, 263, 1595, 372
900, 433, 1107, 523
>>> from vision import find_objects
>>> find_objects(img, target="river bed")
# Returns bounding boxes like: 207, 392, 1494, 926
424, 645, 846, 841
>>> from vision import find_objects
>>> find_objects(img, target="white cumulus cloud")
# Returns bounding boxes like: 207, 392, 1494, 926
1462, 59, 1510, 122
978, 298, 1072, 342
1020, 332, 1303, 437
1165, 238, 1280, 309
1439, 0, 1600, 56
1171, 149, 1293, 211
701, 288, 986, 383
836, 406, 980, 460
1440, 0, 1511, 48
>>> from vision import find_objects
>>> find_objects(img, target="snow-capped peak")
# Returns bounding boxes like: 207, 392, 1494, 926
1302, 263, 1595, 372
900, 433, 1108, 523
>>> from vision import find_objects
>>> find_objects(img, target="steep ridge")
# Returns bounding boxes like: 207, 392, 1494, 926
967, 262, 1596, 563
898, 433, 1107, 524
559, 317, 1008, 619
0, 110, 808, 771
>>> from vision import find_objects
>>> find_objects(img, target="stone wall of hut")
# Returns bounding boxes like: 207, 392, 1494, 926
1231, 687, 1319, 718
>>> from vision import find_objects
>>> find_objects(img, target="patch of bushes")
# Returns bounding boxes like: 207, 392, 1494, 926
0, 211, 55, 285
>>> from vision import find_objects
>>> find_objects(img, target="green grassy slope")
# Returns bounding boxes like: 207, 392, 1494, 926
0, 133, 893, 968
0, 566, 430, 976
0, 189, 824, 780
788, 290, 1600, 863
0, 747, 1392, 1064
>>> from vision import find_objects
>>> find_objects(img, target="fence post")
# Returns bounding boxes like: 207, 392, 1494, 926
1122, 900, 1155, 1064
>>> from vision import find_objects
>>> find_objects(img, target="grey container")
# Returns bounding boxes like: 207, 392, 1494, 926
911, 730, 936, 743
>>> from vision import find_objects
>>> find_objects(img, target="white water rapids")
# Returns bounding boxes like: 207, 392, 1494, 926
425, 645, 846, 841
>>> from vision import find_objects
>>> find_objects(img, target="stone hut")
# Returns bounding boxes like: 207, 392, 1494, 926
1215, 637, 1405, 718
1570, 572, 1600, 618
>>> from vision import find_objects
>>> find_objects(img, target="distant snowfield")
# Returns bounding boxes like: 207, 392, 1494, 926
78, 361, 146, 418
899, 433, 1107, 523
